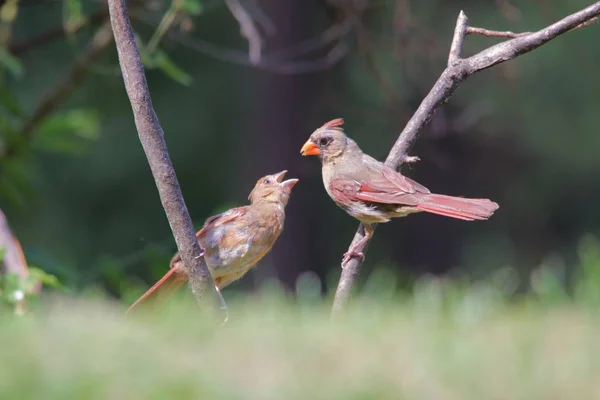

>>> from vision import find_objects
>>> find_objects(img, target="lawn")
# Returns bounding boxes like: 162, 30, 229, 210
2, 271, 600, 399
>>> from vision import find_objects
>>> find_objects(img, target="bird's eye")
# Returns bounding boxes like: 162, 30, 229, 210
263, 179, 271, 184
318, 137, 331, 147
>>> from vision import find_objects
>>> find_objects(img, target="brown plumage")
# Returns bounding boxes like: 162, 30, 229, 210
127, 171, 298, 313
300, 118, 499, 265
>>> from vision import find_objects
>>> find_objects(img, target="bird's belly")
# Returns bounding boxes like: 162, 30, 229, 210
199, 228, 268, 283
336, 200, 391, 224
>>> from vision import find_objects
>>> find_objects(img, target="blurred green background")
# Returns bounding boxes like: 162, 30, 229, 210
2, 0, 599, 301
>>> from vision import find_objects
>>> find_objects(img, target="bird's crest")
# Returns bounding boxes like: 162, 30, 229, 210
321, 118, 344, 131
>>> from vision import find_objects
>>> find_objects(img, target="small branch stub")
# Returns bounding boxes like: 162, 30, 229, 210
448, 11, 468, 66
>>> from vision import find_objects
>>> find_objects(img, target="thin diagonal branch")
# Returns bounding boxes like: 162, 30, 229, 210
107, 0, 227, 318
9, 10, 109, 56
0, 22, 114, 161
332, 1, 600, 315
466, 16, 598, 39
134, 11, 350, 74
21, 23, 113, 143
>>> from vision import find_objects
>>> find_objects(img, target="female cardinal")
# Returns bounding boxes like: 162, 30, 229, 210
300, 118, 499, 265
127, 171, 298, 313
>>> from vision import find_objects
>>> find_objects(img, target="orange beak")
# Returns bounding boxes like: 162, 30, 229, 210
300, 140, 320, 156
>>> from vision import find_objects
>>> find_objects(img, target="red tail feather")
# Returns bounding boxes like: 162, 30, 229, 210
416, 194, 499, 221
126, 268, 188, 314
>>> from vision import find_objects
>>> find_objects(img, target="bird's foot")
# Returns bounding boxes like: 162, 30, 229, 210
404, 155, 420, 164
342, 250, 365, 269
195, 248, 206, 258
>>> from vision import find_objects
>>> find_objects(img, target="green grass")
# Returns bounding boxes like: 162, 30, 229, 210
3, 235, 600, 399
1, 284, 600, 399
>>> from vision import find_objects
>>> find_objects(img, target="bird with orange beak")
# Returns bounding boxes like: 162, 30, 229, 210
300, 118, 499, 265
127, 171, 298, 313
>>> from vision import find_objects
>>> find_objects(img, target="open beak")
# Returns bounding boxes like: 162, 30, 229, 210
273, 170, 298, 191
300, 140, 320, 156
281, 178, 299, 191
273, 170, 288, 183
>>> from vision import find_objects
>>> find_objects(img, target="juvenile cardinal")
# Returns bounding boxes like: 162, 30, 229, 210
127, 171, 298, 313
300, 118, 499, 265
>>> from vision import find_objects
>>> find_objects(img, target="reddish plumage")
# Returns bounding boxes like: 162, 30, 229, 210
300, 118, 499, 265
127, 171, 298, 313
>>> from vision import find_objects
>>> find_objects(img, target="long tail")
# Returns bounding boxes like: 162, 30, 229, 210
126, 268, 188, 315
416, 194, 499, 221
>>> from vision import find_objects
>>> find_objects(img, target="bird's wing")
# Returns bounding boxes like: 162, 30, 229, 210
196, 207, 249, 238
330, 163, 430, 206
169, 207, 249, 268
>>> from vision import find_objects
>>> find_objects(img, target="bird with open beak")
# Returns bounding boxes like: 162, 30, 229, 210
127, 171, 299, 313
300, 118, 499, 266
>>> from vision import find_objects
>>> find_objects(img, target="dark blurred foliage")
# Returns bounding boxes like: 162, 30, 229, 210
1, 0, 599, 300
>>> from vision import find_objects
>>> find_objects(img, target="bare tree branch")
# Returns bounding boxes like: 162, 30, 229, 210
332, 1, 600, 315
225, 0, 264, 65
134, 11, 350, 74
106, 0, 227, 318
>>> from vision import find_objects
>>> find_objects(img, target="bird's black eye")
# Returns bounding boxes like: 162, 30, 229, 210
263, 179, 271, 184
318, 136, 332, 147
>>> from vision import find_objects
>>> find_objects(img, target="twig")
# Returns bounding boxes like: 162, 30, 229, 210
447, 11, 468, 65
331, 1, 600, 315
242, 0, 276, 36
134, 9, 351, 74
107, 0, 227, 318
467, 16, 598, 39
9, 10, 108, 56
135, 13, 349, 74
225, 0, 264, 65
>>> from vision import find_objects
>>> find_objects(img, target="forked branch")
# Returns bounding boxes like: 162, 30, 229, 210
332, 2, 600, 315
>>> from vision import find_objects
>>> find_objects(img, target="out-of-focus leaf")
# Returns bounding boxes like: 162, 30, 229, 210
27, 267, 60, 289
34, 109, 100, 154
181, 0, 203, 16
0, 158, 36, 205
0, 87, 24, 118
0, 49, 23, 79
0, 156, 35, 205
154, 50, 192, 86
63, 0, 86, 34
136, 30, 191, 86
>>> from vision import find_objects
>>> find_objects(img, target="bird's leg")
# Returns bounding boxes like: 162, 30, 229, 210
216, 285, 230, 326
342, 224, 374, 268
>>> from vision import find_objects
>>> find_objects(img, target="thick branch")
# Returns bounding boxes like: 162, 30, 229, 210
106, 0, 226, 316
332, 1, 600, 314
